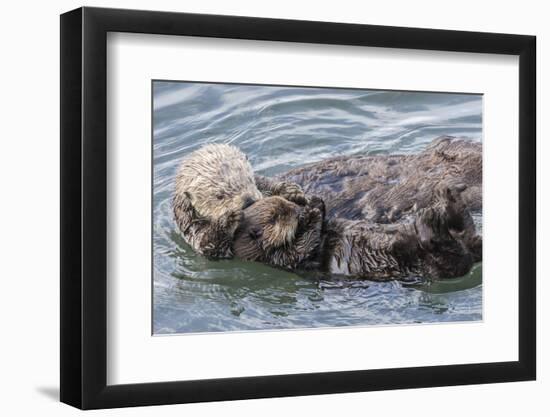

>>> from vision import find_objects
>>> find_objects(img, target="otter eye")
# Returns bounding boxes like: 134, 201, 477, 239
216, 193, 224, 200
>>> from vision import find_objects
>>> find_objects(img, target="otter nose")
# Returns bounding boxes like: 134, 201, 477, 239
242, 196, 256, 209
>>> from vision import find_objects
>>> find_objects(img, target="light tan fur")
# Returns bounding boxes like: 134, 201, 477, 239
175, 144, 263, 222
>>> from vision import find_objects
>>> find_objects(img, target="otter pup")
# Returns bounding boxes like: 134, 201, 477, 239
234, 185, 481, 280
233, 196, 324, 270
173, 144, 307, 258
277, 136, 482, 223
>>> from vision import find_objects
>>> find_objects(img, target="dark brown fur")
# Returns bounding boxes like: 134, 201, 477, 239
321, 184, 481, 279
234, 186, 481, 280
277, 136, 482, 223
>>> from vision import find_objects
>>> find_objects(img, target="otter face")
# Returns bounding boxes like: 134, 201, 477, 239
241, 196, 300, 250
233, 196, 302, 262
234, 196, 325, 269
175, 144, 263, 220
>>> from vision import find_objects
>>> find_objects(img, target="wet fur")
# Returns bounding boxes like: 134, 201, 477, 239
174, 137, 482, 278
322, 185, 481, 280
234, 196, 324, 270
173, 144, 307, 258
277, 136, 482, 222
235, 186, 481, 280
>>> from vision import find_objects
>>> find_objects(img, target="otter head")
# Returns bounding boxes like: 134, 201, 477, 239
233, 196, 303, 262
243, 196, 300, 249
175, 144, 263, 220
234, 195, 326, 266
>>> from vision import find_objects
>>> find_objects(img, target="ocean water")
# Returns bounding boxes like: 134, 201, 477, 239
153, 81, 483, 334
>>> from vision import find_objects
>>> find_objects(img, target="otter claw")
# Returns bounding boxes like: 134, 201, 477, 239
301, 206, 322, 226
306, 195, 326, 213
277, 182, 307, 205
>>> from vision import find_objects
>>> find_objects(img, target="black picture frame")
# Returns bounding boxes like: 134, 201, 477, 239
60, 6, 536, 410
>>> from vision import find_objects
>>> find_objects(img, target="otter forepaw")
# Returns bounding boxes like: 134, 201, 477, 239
276, 182, 307, 206
306, 195, 326, 215
301, 206, 322, 228
222, 209, 244, 235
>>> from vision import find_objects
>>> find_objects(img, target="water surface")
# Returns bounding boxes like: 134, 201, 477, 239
153, 81, 482, 334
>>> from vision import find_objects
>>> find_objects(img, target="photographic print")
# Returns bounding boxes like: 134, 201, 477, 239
153, 81, 482, 335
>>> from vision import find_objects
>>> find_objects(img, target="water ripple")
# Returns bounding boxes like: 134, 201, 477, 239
152, 81, 483, 334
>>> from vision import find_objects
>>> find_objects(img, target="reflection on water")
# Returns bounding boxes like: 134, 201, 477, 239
153, 81, 483, 334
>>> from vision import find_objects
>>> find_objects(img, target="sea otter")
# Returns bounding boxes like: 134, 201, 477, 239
234, 185, 481, 280
172, 143, 307, 258
277, 136, 482, 223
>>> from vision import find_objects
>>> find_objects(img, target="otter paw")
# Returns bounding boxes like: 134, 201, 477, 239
276, 182, 307, 205
301, 206, 322, 228
307, 195, 326, 215
222, 210, 244, 235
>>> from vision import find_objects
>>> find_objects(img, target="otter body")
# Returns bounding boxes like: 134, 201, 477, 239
278, 136, 482, 223
321, 199, 479, 280
234, 187, 481, 280
173, 144, 307, 258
